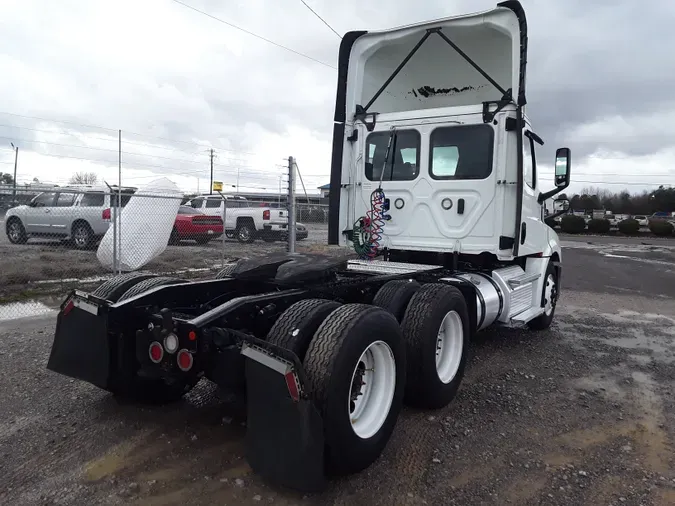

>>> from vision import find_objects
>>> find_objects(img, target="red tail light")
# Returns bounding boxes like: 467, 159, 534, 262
263, 209, 270, 220
149, 341, 164, 363
62, 299, 75, 316
102, 208, 111, 220
177, 349, 193, 371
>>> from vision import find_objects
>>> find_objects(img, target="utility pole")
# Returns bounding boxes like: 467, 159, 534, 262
209, 148, 215, 195
10, 143, 18, 205
287, 156, 296, 253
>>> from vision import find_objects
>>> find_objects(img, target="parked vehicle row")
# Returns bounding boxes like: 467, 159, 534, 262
186, 194, 307, 243
545, 211, 669, 228
4, 187, 306, 248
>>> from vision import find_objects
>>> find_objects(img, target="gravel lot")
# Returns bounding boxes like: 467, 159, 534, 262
1, 233, 675, 505
0, 221, 329, 303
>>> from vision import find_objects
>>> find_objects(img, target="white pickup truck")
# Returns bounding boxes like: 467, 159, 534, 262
186, 194, 307, 243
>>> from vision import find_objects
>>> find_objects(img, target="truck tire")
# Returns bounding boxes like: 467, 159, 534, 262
400, 283, 470, 409
6, 217, 28, 244
117, 276, 185, 302
266, 299, 341, 361
168, 227, 180, 245
372, 280, 420, 322
527, 262, 558, 330
71, 221, 94, 250
215, 262, 240, 278
91, 272, 157, 302
236, 220, 256, 244
304, 304, 406, 475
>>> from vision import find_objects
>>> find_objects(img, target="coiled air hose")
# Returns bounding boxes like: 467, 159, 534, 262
353, 188, 386, 259
353, 127, 395, 259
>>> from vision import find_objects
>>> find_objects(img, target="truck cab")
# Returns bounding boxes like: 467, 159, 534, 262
328, 1, 570, 264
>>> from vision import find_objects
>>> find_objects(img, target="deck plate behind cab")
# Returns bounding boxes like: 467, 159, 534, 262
230, 252, 352, 285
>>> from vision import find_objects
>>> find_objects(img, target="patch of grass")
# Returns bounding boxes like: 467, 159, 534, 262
0, 289, 42, 304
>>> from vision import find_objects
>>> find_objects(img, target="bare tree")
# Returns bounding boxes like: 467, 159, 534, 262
69, 172, 98, 185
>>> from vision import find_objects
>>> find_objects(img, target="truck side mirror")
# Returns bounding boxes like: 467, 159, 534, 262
537, 147, 571, 204
554, 147, 571, 188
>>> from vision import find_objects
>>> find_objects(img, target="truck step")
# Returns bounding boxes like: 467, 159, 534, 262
507, 272, 540, 287
511, 307, 545, 323
347, 259, 439, 275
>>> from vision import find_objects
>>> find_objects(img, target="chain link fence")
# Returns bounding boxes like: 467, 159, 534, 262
0, 176, 330, 320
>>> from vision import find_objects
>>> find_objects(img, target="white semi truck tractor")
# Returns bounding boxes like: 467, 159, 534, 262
46, 0, 571, 493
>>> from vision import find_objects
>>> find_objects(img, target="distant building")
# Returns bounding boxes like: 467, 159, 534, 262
318, 184, 330, 198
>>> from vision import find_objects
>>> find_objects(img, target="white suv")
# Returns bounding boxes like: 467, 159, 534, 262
5, 185, 135, 249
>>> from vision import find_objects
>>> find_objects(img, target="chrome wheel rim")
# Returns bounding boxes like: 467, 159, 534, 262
8, 223, 21, 242
239, 227, 250, 241
348, 340, 396, 439
435, 310, 464, 384
74, 228, 88, 247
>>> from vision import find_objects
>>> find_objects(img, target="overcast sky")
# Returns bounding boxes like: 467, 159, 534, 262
0, 0, 674, 196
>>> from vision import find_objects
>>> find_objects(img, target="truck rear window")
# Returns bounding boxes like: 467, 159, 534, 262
429, 124, 494, 180
365, 130, 420, 182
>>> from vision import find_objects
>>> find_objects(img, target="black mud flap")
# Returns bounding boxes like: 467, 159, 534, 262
46, 294, 111, 390
245, 358, 326, 492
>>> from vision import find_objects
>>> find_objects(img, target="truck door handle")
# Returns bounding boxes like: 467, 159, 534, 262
521, 222, 526, 244
457, 199, 465, 215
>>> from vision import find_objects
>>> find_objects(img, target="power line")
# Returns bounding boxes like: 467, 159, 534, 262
10, 149, 286, 181
0, 136, 290, 178
171, 0, 337, 70
0, 135, 249, 165
0, 111, 258, 155
0, 123, 215, 157
298, 0, 341, 39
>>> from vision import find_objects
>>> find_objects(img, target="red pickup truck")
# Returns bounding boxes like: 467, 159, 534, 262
169, 206, 223, 245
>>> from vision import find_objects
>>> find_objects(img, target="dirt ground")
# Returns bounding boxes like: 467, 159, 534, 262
0, 222, 329, 303
1, 236, 675, 506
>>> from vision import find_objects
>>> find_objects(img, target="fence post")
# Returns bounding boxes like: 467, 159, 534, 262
287, 156, 296, 253
118, 129, 122, 274
219, 190, 227, 267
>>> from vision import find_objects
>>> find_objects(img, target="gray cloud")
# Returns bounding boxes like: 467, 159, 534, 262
0, 0, 673, 192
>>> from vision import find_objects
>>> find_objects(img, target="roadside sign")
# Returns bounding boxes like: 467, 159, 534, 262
212, 181, 223, 192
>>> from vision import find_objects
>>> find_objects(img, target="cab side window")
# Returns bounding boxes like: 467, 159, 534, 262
524, 131, 536, 190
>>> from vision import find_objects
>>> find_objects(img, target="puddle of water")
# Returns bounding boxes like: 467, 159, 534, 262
0, 300, 54, 321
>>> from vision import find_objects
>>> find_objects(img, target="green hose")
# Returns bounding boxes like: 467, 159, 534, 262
352, 219, 372, 258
